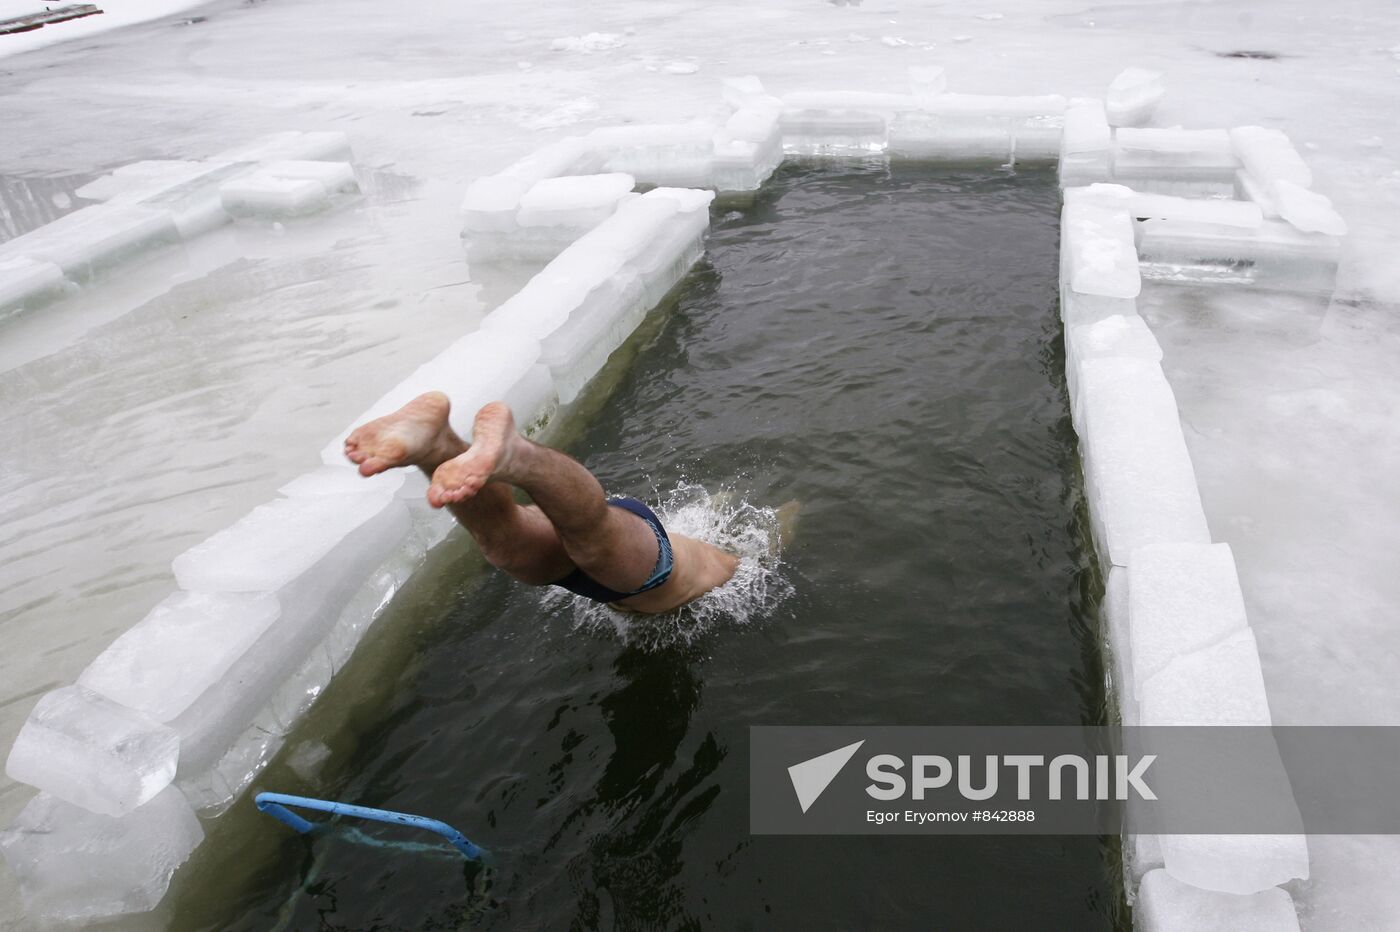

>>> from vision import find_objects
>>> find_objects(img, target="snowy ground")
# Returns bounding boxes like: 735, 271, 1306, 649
2, 0, 1399, 928
0, 0, 208, 58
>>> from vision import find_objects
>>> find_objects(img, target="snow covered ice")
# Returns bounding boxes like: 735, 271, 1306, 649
516, 172, 635, 229
1065, 313, 1162, 430
1135, 870, 1300, 932
1075, 358, 1210, 567
1126, 543, 1249, 694
1140, 628, 1271, 727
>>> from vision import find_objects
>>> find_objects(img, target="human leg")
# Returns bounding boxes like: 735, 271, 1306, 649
429, 403, 664, 594
343, 393, 573, 584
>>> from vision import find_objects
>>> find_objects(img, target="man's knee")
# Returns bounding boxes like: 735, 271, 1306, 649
476, 535, 562, 585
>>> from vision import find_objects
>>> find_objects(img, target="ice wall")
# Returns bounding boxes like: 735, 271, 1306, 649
1057, 104, 1346, 929
0, 132, 361, 321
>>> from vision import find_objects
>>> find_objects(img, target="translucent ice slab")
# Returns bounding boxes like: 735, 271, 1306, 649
320, 327, 544, 461
1114, 128, 1238, 185
0, 786, 204, 924
1140, 628, 1271, 726
516, 173, 635, 229
1075, 357, 1210, 567
889, 94, 1066, 162
713, 102, 784, 192
464, 171, 636, 264
261, 159, 360, 194
219, 173, 331, 218
1139, 629, 1310, 894
1065, 313, 1162, 430
75, 159, 205, 201
1105, 68, 1164, 128
1135, 216, 1340, 294
0, 255, 67, 319
0, 203, 181, 281
1229, 126, 1312, 190
1271, 180, 1347, 236
783, 91, 907, 155
1135, 870, 1300, 931
211, 130, 352, 164
78, 591, 282, 725
1059, 98, 1112, 187
1101, 565, 1137, 725
527, 186, 710, 403
167, 492, 411, 774
586, 124, 717, 187
5, 685, 179, 816
1062, 200, 1141, 299
1127, 542, 1249, 694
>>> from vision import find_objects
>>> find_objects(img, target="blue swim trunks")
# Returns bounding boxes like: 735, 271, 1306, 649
552, 497, 674, 603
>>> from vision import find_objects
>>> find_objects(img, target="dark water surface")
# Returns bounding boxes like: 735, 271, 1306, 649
193, 164, 1116, 930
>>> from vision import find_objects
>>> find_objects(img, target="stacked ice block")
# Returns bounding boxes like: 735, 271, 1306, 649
1136, 870, 1302, 932
888, 93, 1067, 162
1059, 184, 1141, 328
0, 203, 181, 283
588, 124, 719, 188
0, 787, 205, 924
0, 255, 67, 320
712, 80, 785, 193
464, 171, 637, 264
1059, 98, 1112, 187
783, 90, 911, 154
1056, 74, 1326, 923
5, 686, 179, 817
460, 77, 782, 266
1112, 128, 1239, 196
1106, 68, 1165, 128
0, 132, 360, 319
1229, 126, 1339, 226
542, 189, 706, 400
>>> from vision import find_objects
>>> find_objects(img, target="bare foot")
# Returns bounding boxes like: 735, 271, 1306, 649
428, 402, 520, 507
343, 391, 460, 477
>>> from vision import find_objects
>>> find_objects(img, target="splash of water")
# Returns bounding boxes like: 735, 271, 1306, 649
540, 482, 794, 650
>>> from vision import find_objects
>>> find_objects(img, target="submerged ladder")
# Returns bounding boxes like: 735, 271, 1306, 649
254, 791, 489, 862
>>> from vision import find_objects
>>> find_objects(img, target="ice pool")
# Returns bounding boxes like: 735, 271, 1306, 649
166, 164, 1122, 930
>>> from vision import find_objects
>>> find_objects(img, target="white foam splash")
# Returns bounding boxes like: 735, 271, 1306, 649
541, 483, 794, 649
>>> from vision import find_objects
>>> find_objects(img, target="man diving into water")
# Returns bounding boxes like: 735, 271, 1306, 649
343, 392, 741, 613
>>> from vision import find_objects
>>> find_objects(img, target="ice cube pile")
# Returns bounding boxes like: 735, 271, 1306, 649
461, 77, 780, 264
1056, 118, 1344, 295
1055, 75, 1336, 927
0, 131, 361, 319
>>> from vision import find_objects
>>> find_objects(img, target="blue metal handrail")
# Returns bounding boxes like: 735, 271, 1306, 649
254, 791, 488, 862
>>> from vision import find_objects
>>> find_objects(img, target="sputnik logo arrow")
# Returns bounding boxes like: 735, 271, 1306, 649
787, 740, 865, 813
